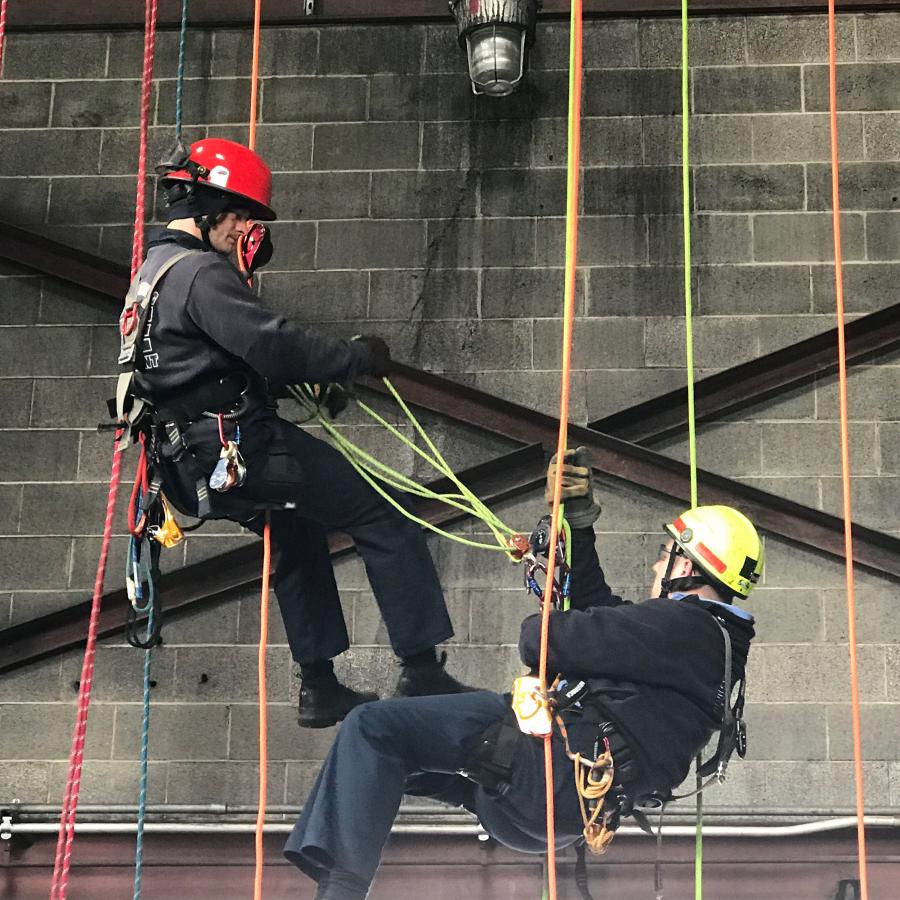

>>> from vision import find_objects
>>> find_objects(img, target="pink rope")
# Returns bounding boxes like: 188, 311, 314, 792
50, 2, 158, 896
0, 0, 9, 77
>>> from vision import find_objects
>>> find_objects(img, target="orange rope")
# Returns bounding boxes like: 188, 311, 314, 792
539, 4, 583, 899
248, 0, 262, 150
254, 517, 271, 900
826, 4, 869, 897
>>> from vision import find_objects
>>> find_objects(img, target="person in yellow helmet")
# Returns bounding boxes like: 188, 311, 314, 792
284, 449, 762, 900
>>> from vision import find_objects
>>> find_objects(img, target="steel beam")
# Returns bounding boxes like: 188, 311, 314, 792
6, 0, 900, 29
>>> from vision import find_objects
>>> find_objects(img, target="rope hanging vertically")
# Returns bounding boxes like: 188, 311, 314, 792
826, 3, 869, 897
248, 0, 263, 151
538, 4, 583, 899
0, 0, 10, 78
49, 4, 159, 898
174, 0, 190, 141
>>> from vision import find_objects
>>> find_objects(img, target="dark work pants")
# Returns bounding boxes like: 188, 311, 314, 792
169, 414, 453, 663
284, 692, 586, 885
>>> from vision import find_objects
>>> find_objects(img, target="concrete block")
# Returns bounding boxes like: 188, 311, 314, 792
588, 265, 689, 317
757, 644, 885, 702
113, 703, 230, 761
174, 646, 291, 703
354, 588, 470, 647
645, 316, 759, 368
481, 168, 566, 217
695, 759, 768, 809
0, 703, 114, 760
735, 475, 821, 509
761, 422, 878, 476
0, 379, 32, 427
3, 32, 107, 79
817, 364, 900, 422
744, 589, 824, 644
262, 76, 368, 123
805, 63, 900, 112
98, 225, 137, 264
473, 72, 569, 122
51, 80, 141, 128
856, 13, 900, 61
0, 130, 101, 177
655, 422, 763, 477
864, 112, 900, 161
259, 222, 316, 271
0, 537, 70, 590
765, 760, 890, 810
370, 269, 478, 321
58, 644, 177, 703
48, 176, 148, 225
533, 317, 645, 370
0, 176, 51, 224
582, 68, 679, 117
537, 216, 648, 267
97, 125, 206, 177
821, 475, 900, 531
640, 18, 746, 66
422, 121, 533, 170
694, 67, 801, 114
881, 423, 900, 475
483, 267, 585, 319
39, 278, 118, 325
0, 82, 52, 127
436, 645, 522, 693
582, 20, 641, 69
110, 29, 214, 79
230, 703, 337, 761
742, 703, 828, 760
47, 759, 167, 806
828, 704, 900, 761
181, 533, 258, 567
0, 485, 21, 534
753, 213, 865, 262
401, 320, 532, 374
427, 218, 536, 268
808, 161, 900, 211
237, 588, 289, 647
643, 114, 753, 166
867, 211, 900, 260
313, 122, 419, 171
213, 27, 317, 77
762, 536, 848, 590
271, 171, 368, 220
746, 15, 855, 64
18, 483, 111, 536
156, 77, 252, 126
0, 430, 78, 481
0, 276, 40, 325
533, 117, 642, 168
889, 646, 900, 700
369, 72, 474, 122
470, 589, 535, 647
372, 170, 478, 219
583, 166, 682, 216
0, 761, 52, 805
158, 601, 240, 646
756, 314, 845, 356
285, 760, 323, 802
318, 220, 425, 269
318, 24, 424, 75
77, 430, 137, 484
585, 368, 687, 421
752, 112, 864, 163
8, 591, 89, 627
698, 264, 811, 315
68, 535, 129, 593
649, 214, 752, 264
811, 262, 899, 313
259, 270, 367, 324
423, 23, 467, 74
242, 124, 313, 173
695, 164, 805, 212
0, 656, 63, 701
472, 370, 587, 422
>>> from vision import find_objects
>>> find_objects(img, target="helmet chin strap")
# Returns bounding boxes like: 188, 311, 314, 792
659, 544, 710, 598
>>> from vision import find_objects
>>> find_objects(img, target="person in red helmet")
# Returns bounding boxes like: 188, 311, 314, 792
121, 138, 471, 728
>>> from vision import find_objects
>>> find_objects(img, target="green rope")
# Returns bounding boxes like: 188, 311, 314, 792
286, 382, 520, 558
681, 3, 703, 899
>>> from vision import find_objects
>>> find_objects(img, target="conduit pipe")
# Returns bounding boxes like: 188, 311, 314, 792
7, 817, 900, 839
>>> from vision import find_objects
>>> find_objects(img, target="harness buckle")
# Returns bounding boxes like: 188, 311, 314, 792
120, 303, 140, 336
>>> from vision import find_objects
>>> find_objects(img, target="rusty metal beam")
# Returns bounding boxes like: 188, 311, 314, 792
0, 447, 545, 674
6, 0, 900, 29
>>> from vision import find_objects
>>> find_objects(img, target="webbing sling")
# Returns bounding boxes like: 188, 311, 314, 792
115, 248, 201, 443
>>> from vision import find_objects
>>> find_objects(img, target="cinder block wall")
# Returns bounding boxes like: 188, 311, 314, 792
0, 14, 898, 815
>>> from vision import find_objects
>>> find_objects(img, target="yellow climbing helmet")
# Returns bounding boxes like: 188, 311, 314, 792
664, 505, 764, 600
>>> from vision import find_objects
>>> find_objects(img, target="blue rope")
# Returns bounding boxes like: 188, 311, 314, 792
132, 596, 154, 900
174, 0, 189, 140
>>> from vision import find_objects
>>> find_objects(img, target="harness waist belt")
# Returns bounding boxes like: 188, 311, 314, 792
154, 373, 266, 423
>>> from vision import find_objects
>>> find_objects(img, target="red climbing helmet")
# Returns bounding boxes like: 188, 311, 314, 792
159, 138, 276, 221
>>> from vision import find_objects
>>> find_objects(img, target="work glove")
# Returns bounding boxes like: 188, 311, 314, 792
323, 383, 350, 419
353, 334, 393, 378
545, 446, 601, 530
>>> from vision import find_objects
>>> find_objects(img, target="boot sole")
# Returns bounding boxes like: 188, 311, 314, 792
297, 714, 342, 729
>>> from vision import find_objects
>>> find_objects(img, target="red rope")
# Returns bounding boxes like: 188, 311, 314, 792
50, 2, 159, 896
826, 3, 869, 897
0, 0, 9, 77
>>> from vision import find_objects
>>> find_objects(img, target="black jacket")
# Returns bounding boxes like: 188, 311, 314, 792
133, 229, 373, 404
518, 567, 755, 796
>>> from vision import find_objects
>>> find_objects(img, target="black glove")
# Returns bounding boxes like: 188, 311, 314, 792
323, 383, 350, 419
353, 335, 393, 378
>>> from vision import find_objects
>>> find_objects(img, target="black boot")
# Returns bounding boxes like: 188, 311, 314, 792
298, 677, 378, 729
394, 650, 475, 697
